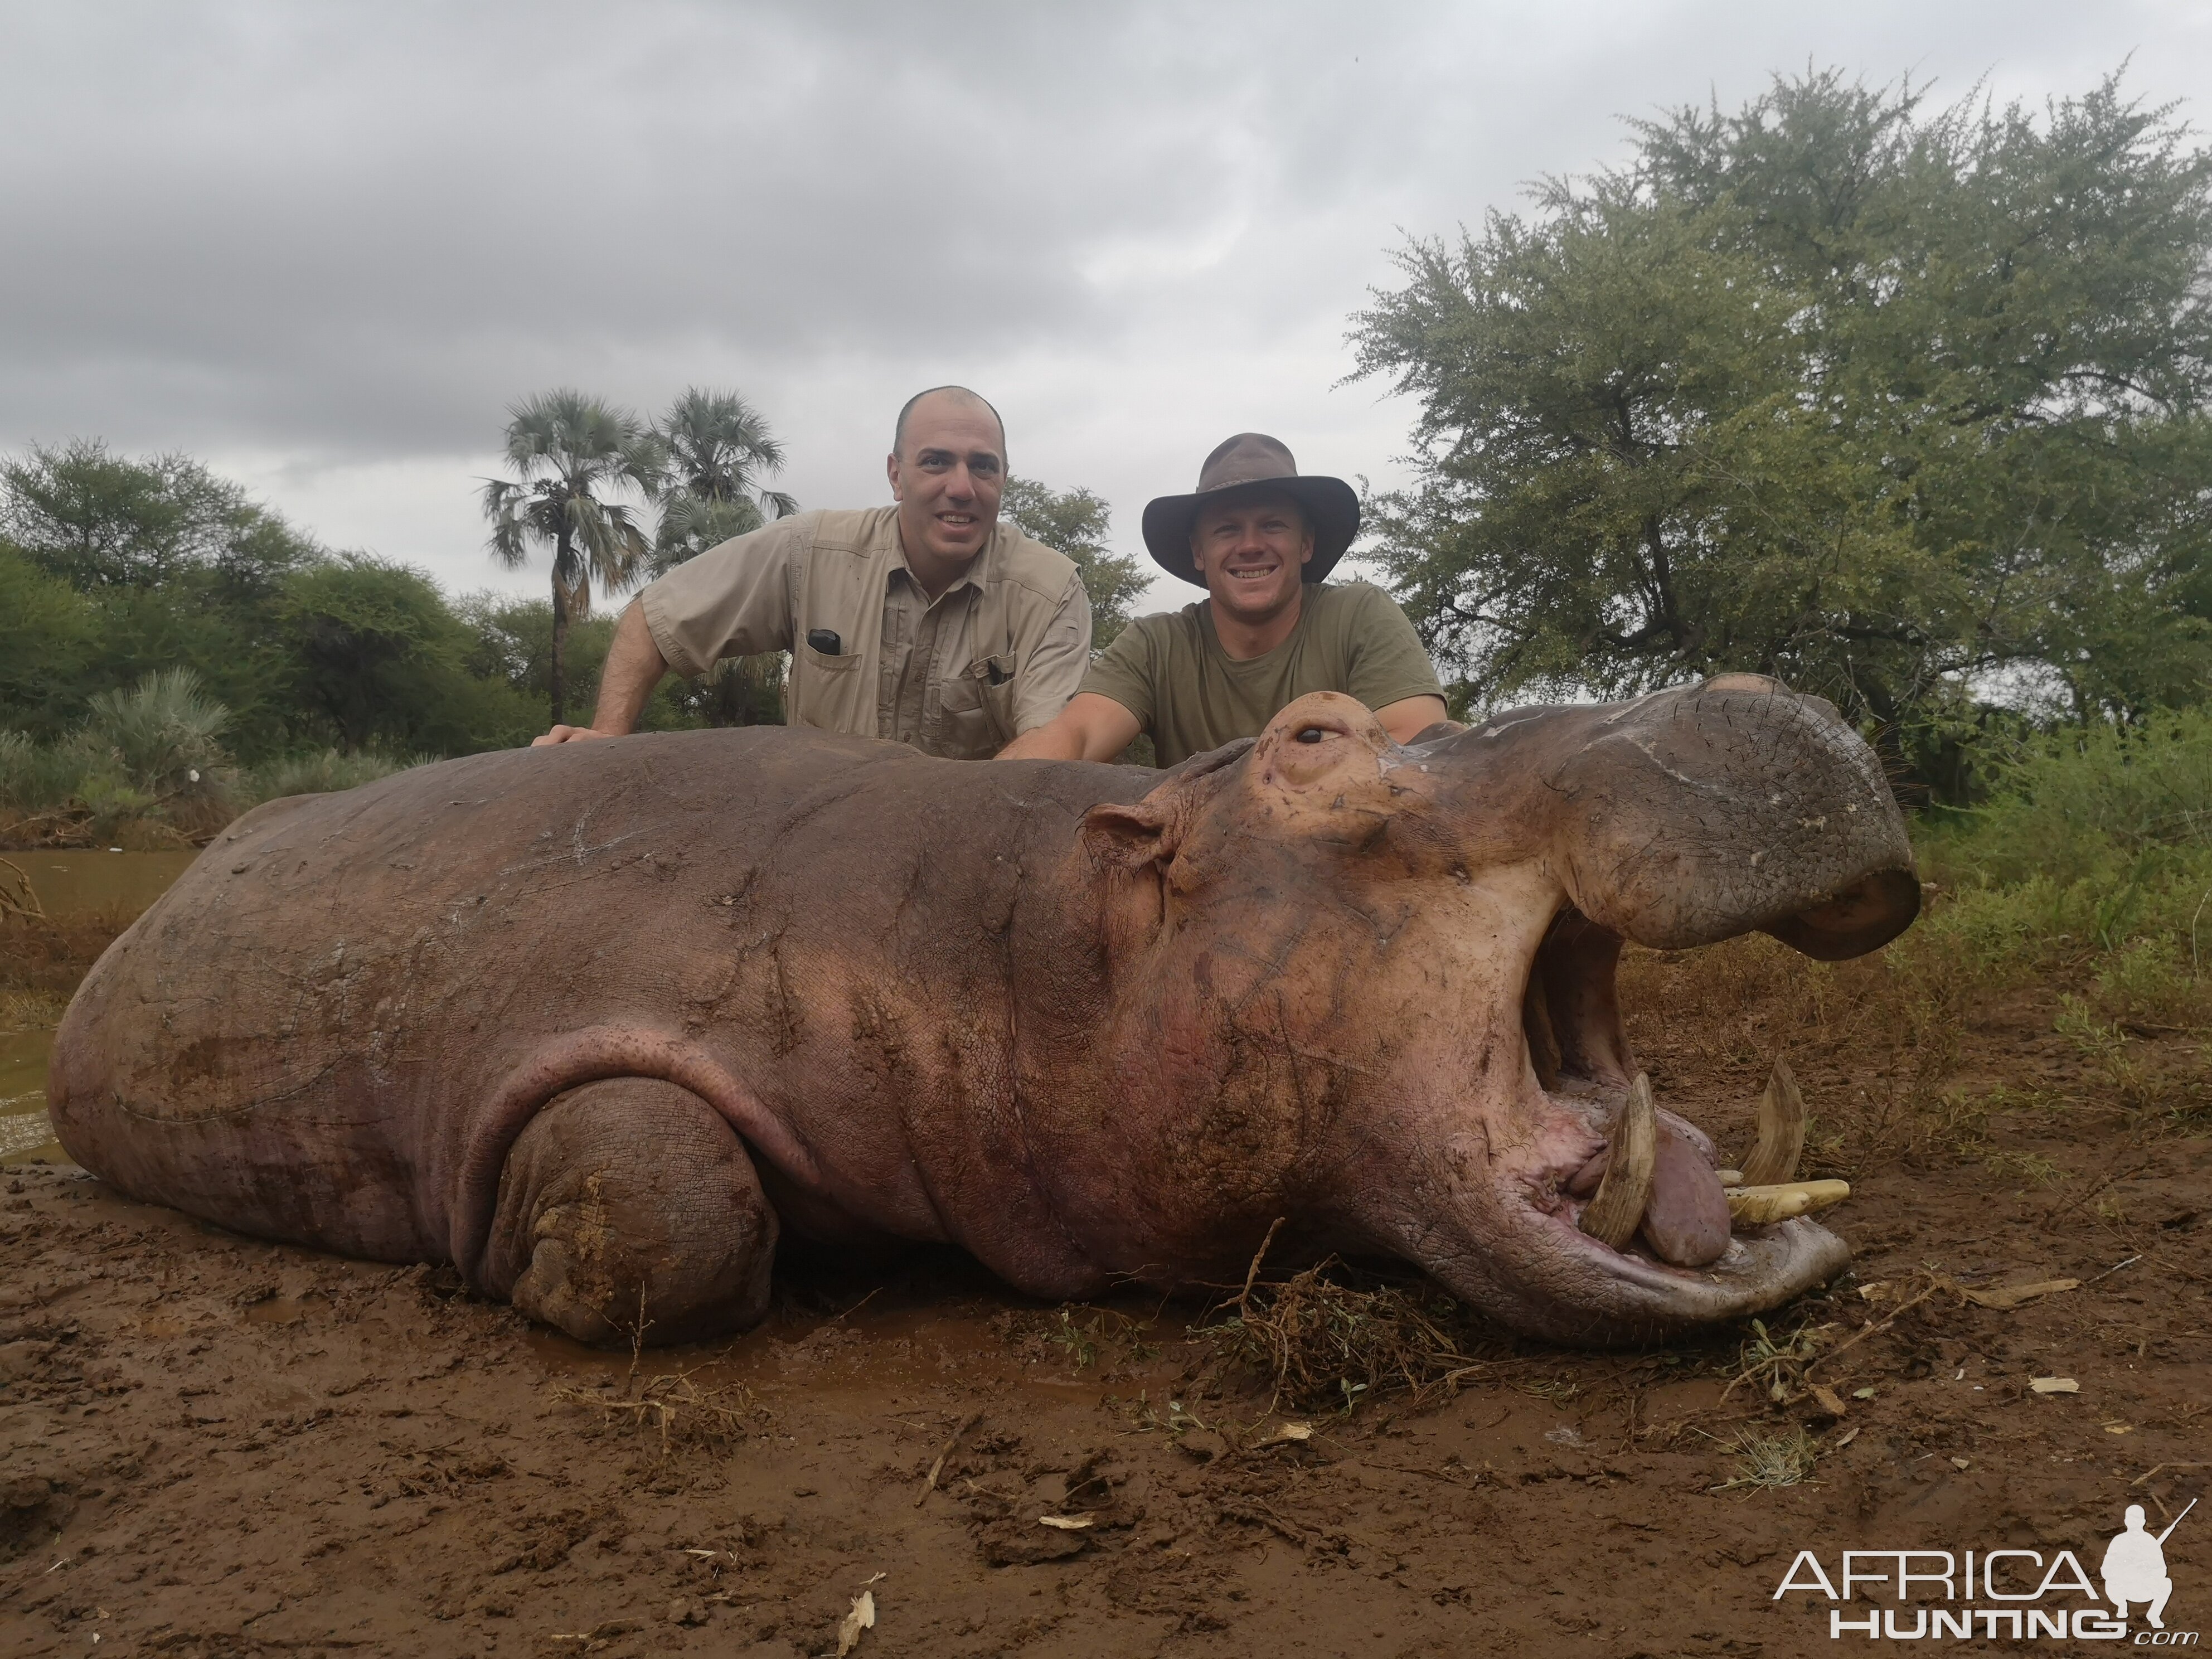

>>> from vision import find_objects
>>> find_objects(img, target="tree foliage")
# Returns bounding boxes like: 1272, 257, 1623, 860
652, 386, 797, 573
1001, 476, 1149, 651
1351, 70, 2212, 780
481, 389, 663, 724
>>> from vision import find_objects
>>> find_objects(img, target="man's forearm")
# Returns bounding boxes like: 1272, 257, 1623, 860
589, 601, 670, 734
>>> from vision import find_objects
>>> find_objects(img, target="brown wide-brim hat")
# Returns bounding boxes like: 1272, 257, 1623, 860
1141, 433, 1361, 586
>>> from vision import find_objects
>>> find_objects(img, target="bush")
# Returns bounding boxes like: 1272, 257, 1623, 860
241, 749, 426, 804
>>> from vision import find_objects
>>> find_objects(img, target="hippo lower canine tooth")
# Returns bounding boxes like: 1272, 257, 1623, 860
1578, 1073, 1657, 1249
1737, 1058, 1808, 1187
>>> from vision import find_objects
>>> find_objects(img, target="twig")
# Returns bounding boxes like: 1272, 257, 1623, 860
1802, 1280, 1943, 1379
0, 857, 44, 920
915, 1410, 982, 1506
829, 1285, 884, 1324
2080, 1254, 2141, 1288
1237, 1217, 1288, 1321
2132, 1463, 2209, 1487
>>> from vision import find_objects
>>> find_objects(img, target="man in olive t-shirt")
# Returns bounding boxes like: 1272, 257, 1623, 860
997, 433, 1447, 767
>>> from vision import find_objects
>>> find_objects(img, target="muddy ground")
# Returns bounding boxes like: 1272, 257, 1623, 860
3, 915, 2208, 1657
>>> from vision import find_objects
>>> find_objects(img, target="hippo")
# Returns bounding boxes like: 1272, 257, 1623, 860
49, 676, 1917, 1347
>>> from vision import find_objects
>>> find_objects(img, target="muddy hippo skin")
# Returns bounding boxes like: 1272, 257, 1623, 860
49, 675, 1917, 1347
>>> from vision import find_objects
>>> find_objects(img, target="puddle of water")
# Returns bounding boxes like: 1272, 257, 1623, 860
3, 848, 202, 1163
3, 848, 201, 917
2, 1013, 58, 1167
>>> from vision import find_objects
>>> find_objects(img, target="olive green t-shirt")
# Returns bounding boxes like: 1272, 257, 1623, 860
1079, 581, 1444, 767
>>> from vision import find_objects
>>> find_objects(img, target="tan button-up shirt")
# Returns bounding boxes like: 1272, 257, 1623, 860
639, 507, 1090, 759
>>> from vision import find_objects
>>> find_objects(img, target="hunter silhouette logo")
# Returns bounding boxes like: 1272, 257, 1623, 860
2105, 1500, 2191, 1631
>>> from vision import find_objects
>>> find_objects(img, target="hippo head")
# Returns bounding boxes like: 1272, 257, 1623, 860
1075, 676, 1915, 1345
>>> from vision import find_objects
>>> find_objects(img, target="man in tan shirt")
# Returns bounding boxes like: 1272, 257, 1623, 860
535, 386, 1091, 758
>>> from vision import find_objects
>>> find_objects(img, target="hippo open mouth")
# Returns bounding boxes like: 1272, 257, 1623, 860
1496, 869, 1918, 1337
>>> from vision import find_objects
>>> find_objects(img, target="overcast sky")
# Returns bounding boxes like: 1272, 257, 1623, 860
4, 0, 2208, 614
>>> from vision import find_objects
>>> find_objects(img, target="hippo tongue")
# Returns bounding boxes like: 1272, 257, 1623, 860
1637, 1122, 1731, 1268
1566, 1116, 1731, 1269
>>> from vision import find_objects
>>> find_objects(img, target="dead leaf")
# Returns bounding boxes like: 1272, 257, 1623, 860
1809, 1384, 1849, 1417
1037, 1514, 1095, 1530
2104, 1422, 2135, 1435
2030, 1376, 2079, 1395
1833, 1427, 1860, 1449
1961, 1278, 2079, 1311
1856, 1281, 1890, 1302
836, 1589, 875, 1657
1851, 1386, 1876, 1400
1273, 1420, 1314, 1442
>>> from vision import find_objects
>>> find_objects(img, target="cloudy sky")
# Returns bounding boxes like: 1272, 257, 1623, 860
4, 1, 2208, 613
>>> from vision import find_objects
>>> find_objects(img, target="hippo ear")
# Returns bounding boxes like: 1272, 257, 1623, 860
1079, 795, 1179, 873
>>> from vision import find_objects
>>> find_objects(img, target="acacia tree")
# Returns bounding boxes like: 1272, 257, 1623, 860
482, 390, 664, 725
1351, 70, 2212, 786
1001, 477, 1149, 651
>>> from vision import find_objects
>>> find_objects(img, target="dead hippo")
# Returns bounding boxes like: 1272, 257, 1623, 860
48, 676, 1916, 1347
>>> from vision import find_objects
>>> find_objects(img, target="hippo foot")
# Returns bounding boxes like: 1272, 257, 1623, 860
481, 1078, 779, 1347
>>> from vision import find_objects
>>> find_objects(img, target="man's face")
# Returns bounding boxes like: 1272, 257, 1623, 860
887, 395, 1005, 570
1192, 490, 1313, 624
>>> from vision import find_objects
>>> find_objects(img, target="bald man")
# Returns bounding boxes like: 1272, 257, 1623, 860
535, 386, 1092, 758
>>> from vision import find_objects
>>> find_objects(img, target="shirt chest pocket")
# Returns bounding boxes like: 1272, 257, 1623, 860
789, 637, 867, 734
934, 653, 1018, 755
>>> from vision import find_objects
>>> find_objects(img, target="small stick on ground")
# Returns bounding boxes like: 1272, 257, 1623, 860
1238, 1216, 1288, 1321
916, 1410, 983, 1505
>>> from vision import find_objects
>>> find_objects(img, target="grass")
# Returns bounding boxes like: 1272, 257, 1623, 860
1197, 1229, 1492, 1414
2, 668, 430, 848
1711, 1425, 1821, 1492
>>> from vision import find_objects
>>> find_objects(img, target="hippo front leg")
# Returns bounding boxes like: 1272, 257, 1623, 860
479, 1078, 779, 1346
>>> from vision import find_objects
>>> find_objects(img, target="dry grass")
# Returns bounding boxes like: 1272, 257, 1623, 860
1198, 1225, 1495, 1414
1711, 1425, 1821, 1492
549, 1370, 768, 1458
1, 911, 132, 1001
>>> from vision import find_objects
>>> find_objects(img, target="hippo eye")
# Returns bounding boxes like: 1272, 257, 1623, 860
1295, 727, 1327, 745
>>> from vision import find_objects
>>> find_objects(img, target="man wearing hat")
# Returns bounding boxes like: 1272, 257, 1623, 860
997, 433, 1447, 766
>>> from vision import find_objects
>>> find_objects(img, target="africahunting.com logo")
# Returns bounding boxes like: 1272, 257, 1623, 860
1773, 1501, 2195, 1643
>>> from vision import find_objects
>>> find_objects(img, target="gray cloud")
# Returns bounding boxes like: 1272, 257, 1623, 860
2, 0, 2204, 605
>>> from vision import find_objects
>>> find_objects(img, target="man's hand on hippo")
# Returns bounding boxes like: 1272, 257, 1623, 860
531, 724, 619, 747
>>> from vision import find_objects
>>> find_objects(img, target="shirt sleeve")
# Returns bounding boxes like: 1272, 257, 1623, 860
1342, 584, 1445, 711
1076, 618, 1160, 733
1010, 573, 1095, 734
637, 520, 804, 678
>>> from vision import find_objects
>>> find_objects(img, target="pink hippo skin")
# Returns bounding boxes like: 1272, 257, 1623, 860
48, 676, 1917, 1347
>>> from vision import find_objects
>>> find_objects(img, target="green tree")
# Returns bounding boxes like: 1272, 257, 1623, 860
1001, 477, 1149, 651
0, 542, 100, 737
282, 556, 540, 755
481, 390, 664, 725
1, 438, 319, 591
1351, 70, 2212, 780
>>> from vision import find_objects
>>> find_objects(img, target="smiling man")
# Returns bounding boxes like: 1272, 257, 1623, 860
998, 433, 1446, 766
534, 386, 1091, 757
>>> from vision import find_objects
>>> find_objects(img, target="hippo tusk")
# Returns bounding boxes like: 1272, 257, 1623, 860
1725, 1179, 1849, 1224
1579, 1071, 1656, 1249
1736, 1057, 1807, 1187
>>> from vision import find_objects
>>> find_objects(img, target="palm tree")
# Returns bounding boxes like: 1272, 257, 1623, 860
482, 390, 665, 725
652, 387, 797, 572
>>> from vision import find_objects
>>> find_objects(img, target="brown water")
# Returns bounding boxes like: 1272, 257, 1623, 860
1, 848, 201, 1163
